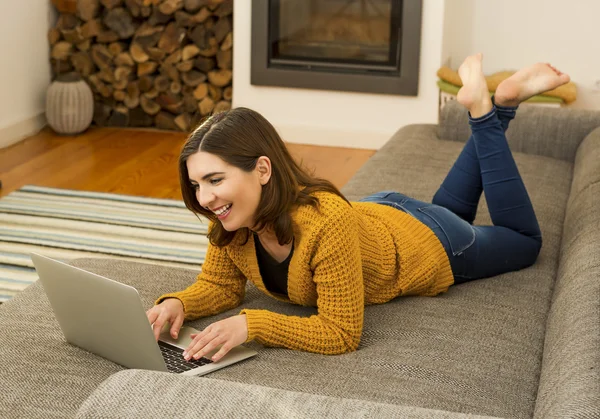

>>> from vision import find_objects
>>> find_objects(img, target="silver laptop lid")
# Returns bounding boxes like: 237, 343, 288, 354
31, 253, 167, 372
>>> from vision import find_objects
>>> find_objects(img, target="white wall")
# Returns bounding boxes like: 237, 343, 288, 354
442, 0, 600, 110
232, 0, 448, 150
0, 1, 56, 149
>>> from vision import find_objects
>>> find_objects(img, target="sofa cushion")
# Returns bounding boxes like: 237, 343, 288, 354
77, 369, 503, 419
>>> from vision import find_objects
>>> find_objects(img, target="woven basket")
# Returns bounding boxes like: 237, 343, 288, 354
46, 73, 94, 135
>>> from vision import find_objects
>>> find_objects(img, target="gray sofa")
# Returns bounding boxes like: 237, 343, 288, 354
1, 100, 599, 418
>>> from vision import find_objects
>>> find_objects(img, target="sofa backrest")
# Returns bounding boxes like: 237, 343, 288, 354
438, 100, 600, 164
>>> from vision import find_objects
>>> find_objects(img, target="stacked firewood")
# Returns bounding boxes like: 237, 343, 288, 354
49, 0, 233, 131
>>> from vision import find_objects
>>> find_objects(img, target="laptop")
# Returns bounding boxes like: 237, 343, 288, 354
31, 253, 257, 376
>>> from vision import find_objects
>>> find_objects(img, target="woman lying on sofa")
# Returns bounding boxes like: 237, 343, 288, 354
146, 53, 571, 362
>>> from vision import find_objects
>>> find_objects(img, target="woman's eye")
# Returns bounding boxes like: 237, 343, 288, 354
209, 178, 222, 185
191, 184, 199, 190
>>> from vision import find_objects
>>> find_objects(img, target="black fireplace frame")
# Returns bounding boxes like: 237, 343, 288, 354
251, 0, 423, 96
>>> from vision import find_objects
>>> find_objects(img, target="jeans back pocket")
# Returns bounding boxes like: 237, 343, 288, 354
417, 205, 475, 256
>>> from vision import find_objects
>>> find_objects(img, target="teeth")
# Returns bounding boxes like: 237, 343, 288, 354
215, 204, 231, 215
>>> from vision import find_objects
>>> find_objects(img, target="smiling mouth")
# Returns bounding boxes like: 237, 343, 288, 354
214, 204, 232, 218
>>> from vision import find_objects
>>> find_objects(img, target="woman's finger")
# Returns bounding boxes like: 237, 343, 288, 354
193, 335, 227, 360
210, 342, 232, 362
184, 332, 217, 360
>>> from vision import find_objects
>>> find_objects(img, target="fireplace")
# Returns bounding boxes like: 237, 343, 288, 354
251, 0, 422, 95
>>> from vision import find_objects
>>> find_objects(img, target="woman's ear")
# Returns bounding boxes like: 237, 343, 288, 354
256, 156, 272, 186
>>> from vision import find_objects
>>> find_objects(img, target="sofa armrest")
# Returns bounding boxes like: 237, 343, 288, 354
438, 100, 600, 163
533, 128, 600, 418
76, 370, 502, 419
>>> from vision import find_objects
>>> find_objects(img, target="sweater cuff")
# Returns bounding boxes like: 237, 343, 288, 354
239, 309, 272, 343
155, 293, 187, 316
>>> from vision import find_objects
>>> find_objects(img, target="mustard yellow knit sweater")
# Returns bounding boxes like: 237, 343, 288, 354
156, 191, 454, 355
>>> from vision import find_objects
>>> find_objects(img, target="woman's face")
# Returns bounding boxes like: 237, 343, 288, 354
187, 151, 271, 232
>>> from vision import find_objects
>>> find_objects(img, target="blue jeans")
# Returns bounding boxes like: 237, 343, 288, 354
359, 99, 543, 285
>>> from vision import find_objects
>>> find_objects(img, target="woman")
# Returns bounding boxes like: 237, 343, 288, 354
146, 54, 570, 362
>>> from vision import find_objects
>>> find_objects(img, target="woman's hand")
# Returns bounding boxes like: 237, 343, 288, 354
146, 298, 185, 341
183, 315, 248, 363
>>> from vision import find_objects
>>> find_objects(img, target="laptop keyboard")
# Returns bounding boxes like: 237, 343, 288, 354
158, 340, 213, 373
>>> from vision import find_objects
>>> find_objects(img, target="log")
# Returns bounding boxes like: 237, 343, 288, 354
114, 66, 133, 89
76, 39, 91, 51
77, 0, 100, 21
158, 22, 186, 54
51, 59, 74, 76
220, 32, 232, 51
48, 28, 61, 45
130, 42, 149, 63
70, 51, 94, 76
146, 47, 167, 61
190, 26, 209, 49
181, 70, 207, 87
213, 0, 232, 17
81, 19, 102, 38
191, 7, 211, 23
148, 8, 172, 27
183, 91, 199, 113
176, 60, 194, 72
51, 41, 73, 60
107, 105, 129, 127
61, 27, 85, 44
134, 24, 163, 48
115, 52, 135, 66
164, 50, 182, 66
98, 67, 115, 83
138, 75, 154, 92
108, 42, 126, 56
157, 92, 184, 113
104, 7, 135, 39
216, 49, 231, 69
140, 95, 161, 114
182, 44, 200, 61
124, 0, 141, 17
155, 111, 179, 130
124, 82, 141, 108
184, 0, 206, 12
194, 56, 215, 73
212, 16, 231, 44
154, 75, 170, 92
198, 96, 215, 116
137, 61, 158, 76
129, 106, 154, 126
144, 87, 159, 99
113, 89, 126, 101
101, 0, 124, 9
97, 30, 120, 43
207, 84, 222, 101
161, 64, 180, 81
90, 44, 113, 69
207, 69, 231, 87
198, 42, 219, 57
159, 0, 184, 15
170, 80, 182, 94
142, 0, 161, 5
193, 83, 208, 100
93, 100, 112, 125
174, 113, 191, 131
56, 14, 79, 31
213, 100, 231, 114
223, 86, 232, 101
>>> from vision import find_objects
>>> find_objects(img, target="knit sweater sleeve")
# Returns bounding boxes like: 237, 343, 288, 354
240, 206, 364, 355
155, 240, 247, 321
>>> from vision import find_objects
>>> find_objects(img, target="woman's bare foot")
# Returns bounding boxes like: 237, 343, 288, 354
456, 53, 493, 118
494, 63, 571, 107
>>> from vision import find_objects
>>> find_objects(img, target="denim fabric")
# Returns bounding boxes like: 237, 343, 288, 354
359, 98, 543, 285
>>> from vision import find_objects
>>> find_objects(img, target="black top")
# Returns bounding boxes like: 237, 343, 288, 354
253, 233, 293, 296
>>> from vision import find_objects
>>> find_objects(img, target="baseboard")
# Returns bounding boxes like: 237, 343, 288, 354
275, 124, 387, 150
0, 113, 47, 149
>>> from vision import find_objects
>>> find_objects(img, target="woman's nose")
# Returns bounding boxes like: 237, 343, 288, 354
197, 189, 214, 209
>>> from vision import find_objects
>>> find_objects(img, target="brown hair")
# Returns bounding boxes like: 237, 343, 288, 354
179, 107, 350, 247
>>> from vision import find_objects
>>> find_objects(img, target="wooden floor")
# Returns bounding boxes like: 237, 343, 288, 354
0, 127, 376, 200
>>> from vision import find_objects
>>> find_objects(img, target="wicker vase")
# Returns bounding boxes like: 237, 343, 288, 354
46, 73, 94, 135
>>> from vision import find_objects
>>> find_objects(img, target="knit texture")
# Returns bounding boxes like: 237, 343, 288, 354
156, 192, 454, 355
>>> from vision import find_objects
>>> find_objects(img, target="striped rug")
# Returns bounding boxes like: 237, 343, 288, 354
0, 185, 210, 303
